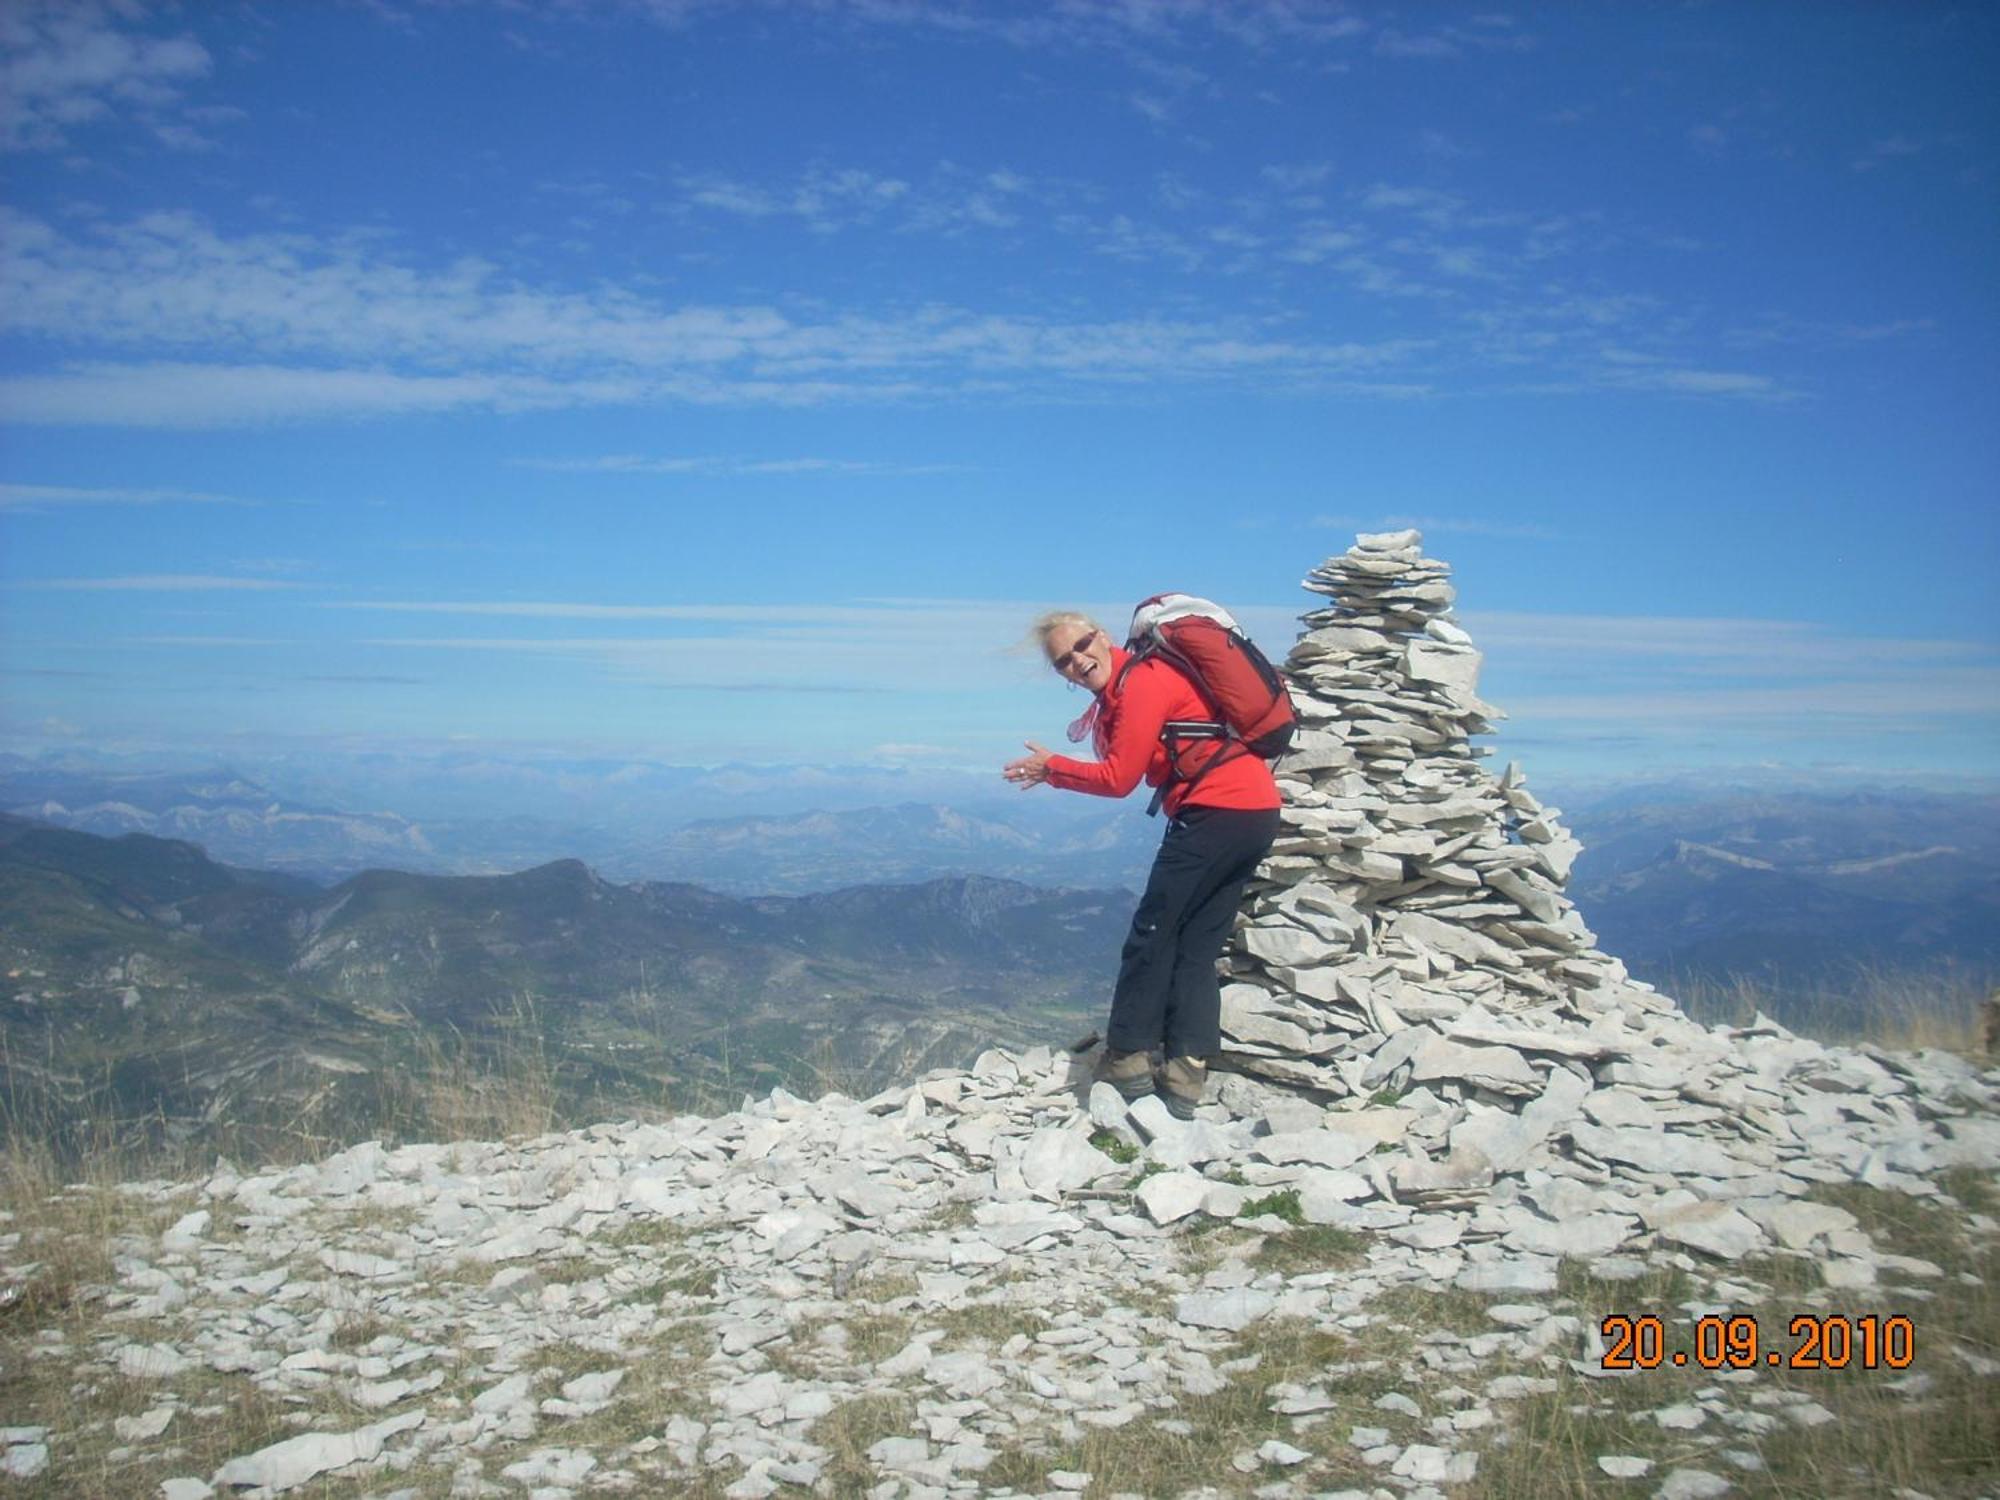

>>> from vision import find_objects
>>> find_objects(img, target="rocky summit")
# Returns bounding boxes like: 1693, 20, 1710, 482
3, 533, 1996, 1500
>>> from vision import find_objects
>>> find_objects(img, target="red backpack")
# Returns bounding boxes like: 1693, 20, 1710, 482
1121, 593, 1297, 814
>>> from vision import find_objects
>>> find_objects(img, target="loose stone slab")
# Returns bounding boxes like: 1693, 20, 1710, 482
1176, 1289, 1277, 1332
212, 1412, 423, 1492
1254, 1129, 1378, 1171
1455, 1255, 1559, 1295
1598, 1455, 1652, 1478
1136, 1172, 1210, 1225
1646, 1197, 1766, 1260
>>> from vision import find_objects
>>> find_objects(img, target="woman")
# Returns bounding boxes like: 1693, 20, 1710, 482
1004, 610, 1281, 1119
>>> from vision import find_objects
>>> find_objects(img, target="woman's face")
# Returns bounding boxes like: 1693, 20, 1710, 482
1046, 623, 1113, 694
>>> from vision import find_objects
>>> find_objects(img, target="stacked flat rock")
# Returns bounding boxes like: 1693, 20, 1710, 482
1218, 529, 1643, 1094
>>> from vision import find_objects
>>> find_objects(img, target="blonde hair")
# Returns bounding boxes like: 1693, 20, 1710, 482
1024, 609, 1104, 660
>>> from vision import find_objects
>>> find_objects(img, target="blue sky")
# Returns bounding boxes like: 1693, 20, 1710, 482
2, 0, 1995, 801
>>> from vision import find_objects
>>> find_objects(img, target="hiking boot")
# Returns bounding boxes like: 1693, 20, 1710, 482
1093, 1048, 1155, 1103
1158, 1056, 1208, 1121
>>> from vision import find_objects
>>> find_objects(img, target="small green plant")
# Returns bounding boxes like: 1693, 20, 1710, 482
1088, 1128, 1138, 1164
1239, 1187, 1305, 1224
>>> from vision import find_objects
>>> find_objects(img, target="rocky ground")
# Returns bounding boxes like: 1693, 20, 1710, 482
2, 1023, 1993, 1500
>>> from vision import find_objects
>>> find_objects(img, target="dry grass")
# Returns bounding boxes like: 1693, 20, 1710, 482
1672, 962, 1993, 1052
1250, 1222, 1368, 1277
976, 1316, 1401, 1496
807, 1392, 918, 1493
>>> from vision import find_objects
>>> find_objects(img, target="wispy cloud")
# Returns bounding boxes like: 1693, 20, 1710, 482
0, 212, 1428, 424
1595, 366, 1789, 400
1460, 612, 1997, 677
337, 596, 1097, 693
331, 599, 1026, 625
1851, 135, 1922, 172
677, 166, 912, 232
669, 161, 1062, 238
0, 1, 215, 153
1310, 514, 1558, 541
1374, 30, 1459, 60
329, 598, 2000, 756
301, 674, 430, 685
18, 575, 303, 592
1723, 315, 1936, 350
0, 481, 256, 511
0, 155, 1800, 423
1506, 671, 2000, 725
119, 634, 299, 645
604, 1, 1372, 55
0, 361, 650, 428
511, 454, 967, 477
1259, 162, 1334, 194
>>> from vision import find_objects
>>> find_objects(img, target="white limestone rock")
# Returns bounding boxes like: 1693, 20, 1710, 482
1502, 1212, 1636, 1259
1136, 1172, 1211, 1225
1407, 1032, 1539, 1093
1746, 1199, 1858, 1251
114, 1407, 175, 1441
1257, 1439, 1313, 1467
1656, 1470, 1732, 1499
161, 1210, 211, 1252
1254, 1129, 1378, 1172
1393, 1443, 1477, 1484
1015, 1124, 1120, 1199
0, 1445, 48, 1480
212, 1411, 422, 1492
118, 1342, 193, 1379
1176, 1289, 1276, 1332
1646, 1197, 1766, 1261
1296, 1170, 1377, 1221
1573, 1124, 1760, 1178
1455, 1255, 1559, 1295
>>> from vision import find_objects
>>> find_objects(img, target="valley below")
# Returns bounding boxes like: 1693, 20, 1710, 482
0, 815, 1123, 1161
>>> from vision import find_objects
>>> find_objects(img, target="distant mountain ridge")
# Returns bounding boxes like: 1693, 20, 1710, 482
0, 762, 1156, 890
3, 763, 438, 878
5, 764, 1996, 1047
0, 816, 1123, 1154
1563, 788, 2000, 1013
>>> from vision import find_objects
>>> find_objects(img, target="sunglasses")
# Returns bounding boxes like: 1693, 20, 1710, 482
1051, 630, 1101, 675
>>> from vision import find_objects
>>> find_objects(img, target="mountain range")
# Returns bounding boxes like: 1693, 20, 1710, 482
0, 814, 1122, 1157
10, 760, 1996, 992
0, 757, 1155, 890
1565, 785, 2000, 962
4, 761, 1995, 1157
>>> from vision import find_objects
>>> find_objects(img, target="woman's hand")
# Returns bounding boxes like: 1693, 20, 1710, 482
1002, 741, 1054, 789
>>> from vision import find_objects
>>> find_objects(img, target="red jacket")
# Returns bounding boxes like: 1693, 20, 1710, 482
1046, 645, 1282, 816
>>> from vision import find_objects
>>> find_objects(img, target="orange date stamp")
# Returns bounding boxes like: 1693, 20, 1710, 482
1600, 1313, 1916, 1372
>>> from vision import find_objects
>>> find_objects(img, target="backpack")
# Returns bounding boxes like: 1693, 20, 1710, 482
1120, 593, 1297, 815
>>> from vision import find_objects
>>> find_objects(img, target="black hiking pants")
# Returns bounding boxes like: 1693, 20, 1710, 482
1106, 804, 1281, 1061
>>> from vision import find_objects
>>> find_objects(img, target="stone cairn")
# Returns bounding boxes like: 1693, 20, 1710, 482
1219, 527, 1647, 1099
